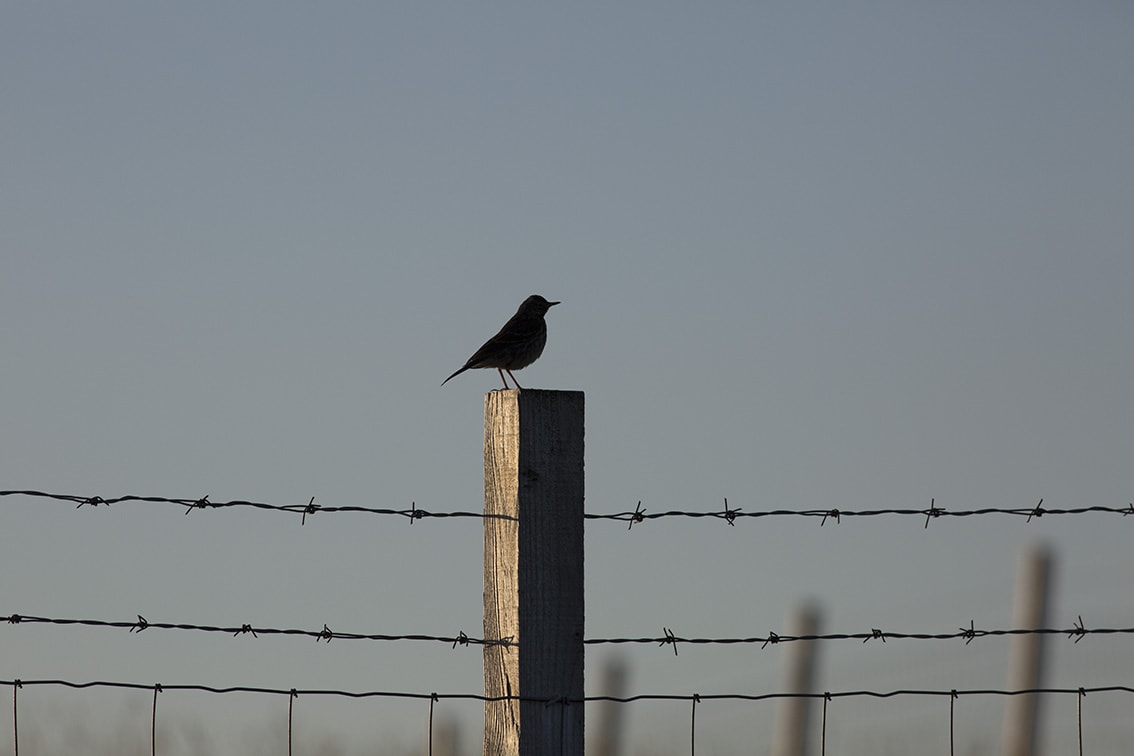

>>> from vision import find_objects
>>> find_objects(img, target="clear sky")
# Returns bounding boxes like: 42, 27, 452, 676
3, 3, 1133, 754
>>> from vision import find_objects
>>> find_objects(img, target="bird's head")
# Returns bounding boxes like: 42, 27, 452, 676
520, 295, 560, 316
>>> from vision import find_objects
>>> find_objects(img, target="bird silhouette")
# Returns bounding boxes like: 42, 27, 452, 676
442, 295, 559, 389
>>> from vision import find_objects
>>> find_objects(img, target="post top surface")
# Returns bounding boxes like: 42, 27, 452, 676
482, 389, 584, 398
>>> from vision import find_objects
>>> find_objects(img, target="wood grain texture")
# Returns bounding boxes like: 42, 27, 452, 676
484, 389, 585, 756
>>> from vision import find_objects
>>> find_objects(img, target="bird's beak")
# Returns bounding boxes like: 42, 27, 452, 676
549, 301, 561, 307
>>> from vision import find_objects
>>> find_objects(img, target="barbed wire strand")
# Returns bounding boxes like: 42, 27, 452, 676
0, 490, 509, 523
589, 497, 1134, 527
591, 615, 1118, 648
5, 490, 1134, 527
3, 614, 510, 649
6, 612, 1126, 650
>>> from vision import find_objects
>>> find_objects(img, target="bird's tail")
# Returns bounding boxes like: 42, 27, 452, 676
441, 365, 469, 386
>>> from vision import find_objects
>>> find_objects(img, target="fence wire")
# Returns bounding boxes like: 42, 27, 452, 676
5, 678, 1131, 756
3, 613, 507, 648
5, 612, 1129, 651
5, 488, 1133, 753
4, 490, 1133, 527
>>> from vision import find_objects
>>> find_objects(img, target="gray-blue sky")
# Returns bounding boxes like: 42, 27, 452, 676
3, 3, 1133, 752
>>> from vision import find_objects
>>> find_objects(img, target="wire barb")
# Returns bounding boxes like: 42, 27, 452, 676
1026, 498, 1046, 523
660, 627, 679, 656
301, 497, 319, 525
628, 501, 646, 530
183, 495, 212, 515
721, 497, 740, 526
924, 498, 943, 528
1069, 615, 1087, 643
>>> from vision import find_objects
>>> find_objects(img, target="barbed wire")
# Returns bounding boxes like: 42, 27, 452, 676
2, 614, 510, 649
4, 490, 1133, 527
0, 490, 502, 524
6, 612, 1129, 651
595, 497, 1134, 529
590, 615, 1131, 654
6, 489, 1132, 754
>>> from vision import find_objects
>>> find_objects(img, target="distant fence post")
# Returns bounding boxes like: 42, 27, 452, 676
483, 389, 585, 756
772, 603, 822, 756
1000, 544, 1053, 756
591, 656, 629, 756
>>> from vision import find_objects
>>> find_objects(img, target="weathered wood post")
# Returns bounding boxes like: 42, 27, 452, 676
483, 389, 585, 755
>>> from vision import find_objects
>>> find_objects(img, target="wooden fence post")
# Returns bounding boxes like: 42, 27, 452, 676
772, 603, 822, 756
1000, 544, 1053, 756
483, 389, 585, 756
591, 656, 629, 756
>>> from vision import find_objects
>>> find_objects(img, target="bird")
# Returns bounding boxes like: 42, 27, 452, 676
442, 295, 560, 390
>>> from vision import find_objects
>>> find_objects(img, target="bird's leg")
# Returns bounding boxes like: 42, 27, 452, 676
505, 370, 524, 390
496, 368, 511, 389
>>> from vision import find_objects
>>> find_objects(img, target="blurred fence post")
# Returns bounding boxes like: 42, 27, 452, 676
483, 389, 585, 756
1000, 544, 1053, 756
432, 715, 460, 756
591, 656, 629, 756
772, 603, 822, 756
